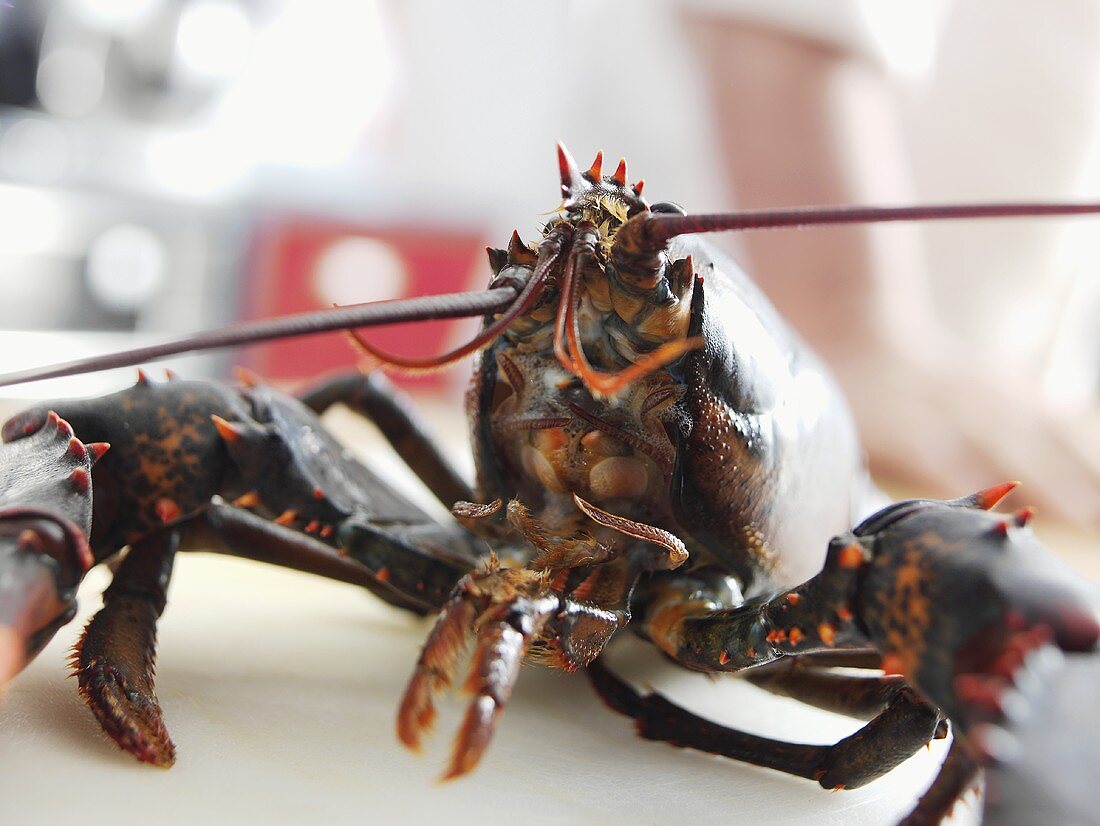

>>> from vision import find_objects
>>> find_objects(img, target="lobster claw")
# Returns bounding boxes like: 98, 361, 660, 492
848, 485, 1100, 748
0, 411, 99, 689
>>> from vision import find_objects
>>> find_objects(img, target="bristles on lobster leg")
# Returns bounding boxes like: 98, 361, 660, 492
74, 533, 178, 767
397, 595, 477, 751
443, 596, 556, 780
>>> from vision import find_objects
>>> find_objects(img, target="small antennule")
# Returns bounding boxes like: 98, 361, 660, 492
612, 158, 628, 186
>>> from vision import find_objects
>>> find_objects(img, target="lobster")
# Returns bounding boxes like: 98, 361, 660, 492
0, 145, 1097, 825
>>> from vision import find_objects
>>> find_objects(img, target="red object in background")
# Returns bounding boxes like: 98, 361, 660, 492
240, 216, 488, 391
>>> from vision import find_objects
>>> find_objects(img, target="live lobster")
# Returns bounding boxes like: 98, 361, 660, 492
0, 145, 1097, 825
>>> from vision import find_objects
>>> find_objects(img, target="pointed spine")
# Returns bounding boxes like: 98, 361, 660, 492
586, 150, 604, 181
557, 141, 580, 196
612, 157, 627, 186
86, 442, 111, 464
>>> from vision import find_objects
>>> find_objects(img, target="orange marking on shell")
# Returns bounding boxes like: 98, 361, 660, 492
155, 498, 181, 524
319, 525, 334, 538
376, 567, 391, 582
233, 366, 263, 388
838, 543, 865, 569
274, 509, 297, 526
746, 646, 757, 658
233, 491, 261, 508
305, 520, 321, 534
880, 653, 907, 676
718, 650, 730, 666
788, 627, 805, 646
818, 623, 837, 646
766, 629, 787, 643
313, 487, 325, 500
17, 529, 43, 551
836, 606, 854, 622
785, 593, 800, 606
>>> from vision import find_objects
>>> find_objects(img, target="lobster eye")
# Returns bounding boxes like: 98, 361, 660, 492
650, 202, 686, 215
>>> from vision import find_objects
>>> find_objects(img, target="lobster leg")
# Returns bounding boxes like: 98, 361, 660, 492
69, 501, 480, 766
635, 560, 866, 675
586, 657, 943, 790
744, 657, 947, 729
182, 501, 436, 615
75, 528, 178, 766
297, 370, 474, 509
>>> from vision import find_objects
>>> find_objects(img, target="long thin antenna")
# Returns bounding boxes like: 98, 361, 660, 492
639, 202, 1100, 245
0, 286, 518, 388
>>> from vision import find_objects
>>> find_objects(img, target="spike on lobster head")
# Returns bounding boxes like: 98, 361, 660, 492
556, 142, 649, 226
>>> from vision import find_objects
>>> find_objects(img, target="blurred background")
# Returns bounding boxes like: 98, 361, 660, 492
0, 0, 1099, 517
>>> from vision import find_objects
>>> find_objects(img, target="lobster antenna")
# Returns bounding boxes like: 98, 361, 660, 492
347, 223, 574, 373
628, 202, 1100, 247
0, 286, 518, 388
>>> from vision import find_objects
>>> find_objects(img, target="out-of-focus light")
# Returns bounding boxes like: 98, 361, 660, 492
860, 2, 946, 79
66, 0, 165, 34
176, 0, 251, 83
36, 46, 105, 118
0, 184, 68, 256
145, 129, 246, 200
216, 0, 394, 168
314, 237, 407, 306
0, 119, 69, 184
85, 224, 168, 313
